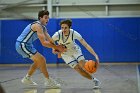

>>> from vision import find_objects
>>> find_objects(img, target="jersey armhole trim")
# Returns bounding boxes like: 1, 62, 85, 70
72, 30, 74, 41
30, 22, 42, 32
58, 31, 60, 41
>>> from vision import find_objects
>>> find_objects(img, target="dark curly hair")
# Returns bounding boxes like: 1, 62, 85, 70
38, 10, 49, 20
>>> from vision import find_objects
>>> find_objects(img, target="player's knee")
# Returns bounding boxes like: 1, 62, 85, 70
74, 64, 80, 69
35, 54, 46, 62
75, 64, 88, 74
79, 60, 85, 68
32, 52, 45, 61
33, 56, 46, 68
74, 64, 83, 72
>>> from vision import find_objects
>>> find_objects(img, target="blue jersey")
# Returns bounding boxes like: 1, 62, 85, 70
17, 21, 47, 44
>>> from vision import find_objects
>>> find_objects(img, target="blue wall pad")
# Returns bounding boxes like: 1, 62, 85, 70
0, 17, 140, 64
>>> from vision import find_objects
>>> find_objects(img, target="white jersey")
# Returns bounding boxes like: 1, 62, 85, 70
52, 29, 83, 55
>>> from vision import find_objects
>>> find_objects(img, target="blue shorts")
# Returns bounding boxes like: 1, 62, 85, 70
15, 41, 37, 58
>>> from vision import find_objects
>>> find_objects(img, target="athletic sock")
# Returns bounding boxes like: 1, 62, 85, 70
26, 74, 31, 78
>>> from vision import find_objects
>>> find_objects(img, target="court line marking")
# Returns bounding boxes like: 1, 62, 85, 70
0, 72, 67, 86
136, 65, 140, 93
0, 77, 23, 83
0, 72, 41, 83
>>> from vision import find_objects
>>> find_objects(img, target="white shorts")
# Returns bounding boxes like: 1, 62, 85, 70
61, 49, 85, 68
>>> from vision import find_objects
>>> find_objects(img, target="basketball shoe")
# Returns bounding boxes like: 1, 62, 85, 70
45, 78, 61, 88
93, 78, 101, 89
21, 76, 37, 86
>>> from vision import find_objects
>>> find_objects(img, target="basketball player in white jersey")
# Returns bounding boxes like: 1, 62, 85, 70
15, 10, 66, 88
52, 19, 101, 88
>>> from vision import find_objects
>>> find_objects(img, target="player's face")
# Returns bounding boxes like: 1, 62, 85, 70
61, 24, 70, 35
40, 15, 49, 25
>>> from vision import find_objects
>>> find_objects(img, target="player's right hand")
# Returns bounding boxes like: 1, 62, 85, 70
55, 45, 67, 53
52, 48, 59, 54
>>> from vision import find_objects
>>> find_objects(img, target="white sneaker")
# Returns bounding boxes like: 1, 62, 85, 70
21, 76, 37, 86
93, 78, 101, 89
44, 78, 61, 89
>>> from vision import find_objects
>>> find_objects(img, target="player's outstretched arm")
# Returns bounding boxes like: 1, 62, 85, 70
44, 31, 55, 44
31, 24, 65, 52
79, 38, 99, 66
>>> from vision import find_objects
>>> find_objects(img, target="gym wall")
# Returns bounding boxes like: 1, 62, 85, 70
0, 17, 140, 64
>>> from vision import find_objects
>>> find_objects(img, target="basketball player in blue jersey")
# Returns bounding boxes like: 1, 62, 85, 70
52, 19, 101, 88
15, 10, 66, 88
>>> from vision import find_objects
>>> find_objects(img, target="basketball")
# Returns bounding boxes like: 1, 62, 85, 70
84, 60, 97, 74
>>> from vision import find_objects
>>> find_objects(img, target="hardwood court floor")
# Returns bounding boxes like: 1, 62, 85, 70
0, 63, 139, 93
